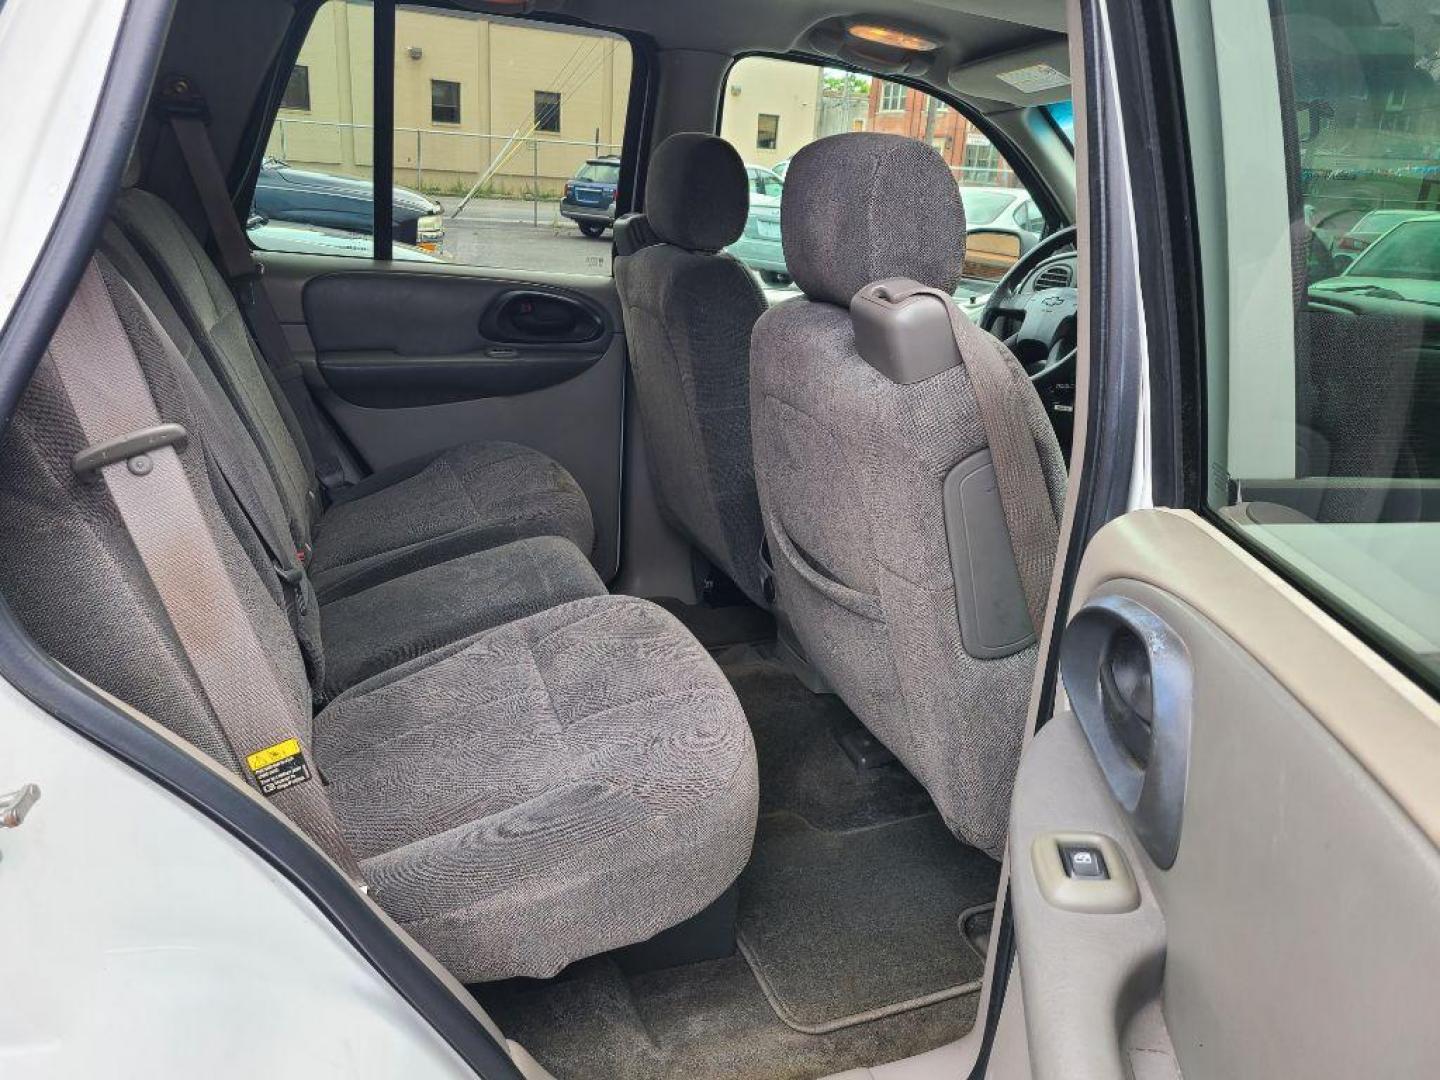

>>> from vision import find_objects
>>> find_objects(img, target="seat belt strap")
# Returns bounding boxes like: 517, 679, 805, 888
50, 260, 362, 885
886, 282, 1061, 634
157, 78, 350, 500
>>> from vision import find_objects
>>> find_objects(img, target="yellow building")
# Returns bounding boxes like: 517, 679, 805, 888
718, 57, 823, 169
268, 2, 631, 196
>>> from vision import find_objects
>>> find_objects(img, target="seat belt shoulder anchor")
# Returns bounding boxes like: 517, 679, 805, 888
153, 74, 210, 121
73, 423, 189, 477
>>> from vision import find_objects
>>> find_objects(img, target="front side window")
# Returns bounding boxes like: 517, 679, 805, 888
254, 2, 632, 277
720, 56, 1053, 301
1200, 0, 1440, 690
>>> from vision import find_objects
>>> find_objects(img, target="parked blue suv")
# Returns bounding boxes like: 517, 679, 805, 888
560, 156, 621, 238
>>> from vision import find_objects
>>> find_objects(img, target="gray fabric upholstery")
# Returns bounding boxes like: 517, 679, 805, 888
309, 441, 594, 601
1, 261, 759, 984
319, 536, 605, 698
111, 186, 597, 591
750, 289, 1065, 859
645, 133, 750, 252
316, 595, 759, 982
615, 237, 769, 606
0, 262, 312, 771
782, 134, 967, 307
113, 188, 319, 533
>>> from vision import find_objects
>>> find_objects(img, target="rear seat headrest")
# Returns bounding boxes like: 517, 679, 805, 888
645, 133, 749, 253
782, 133, 966, 307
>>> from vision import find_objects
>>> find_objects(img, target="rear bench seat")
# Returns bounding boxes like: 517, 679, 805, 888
0, 257, 758, 983
110, 184, 595, 602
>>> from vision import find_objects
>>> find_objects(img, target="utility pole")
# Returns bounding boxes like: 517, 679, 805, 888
922, 93, 939, 147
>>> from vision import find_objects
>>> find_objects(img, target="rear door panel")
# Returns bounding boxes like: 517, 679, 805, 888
1011, 509, 1440, 1078
260, 253, 625, 578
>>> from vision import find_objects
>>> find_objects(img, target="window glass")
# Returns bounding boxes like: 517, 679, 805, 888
253, 1, 631, 276
1205, 0, 1440, 690
757, 113, 780, 150
255, 0, 376, 258
430, 79, 460, 124
533, 90, 561, 133
281, 65, 311, 112
720, 56, 1046, 305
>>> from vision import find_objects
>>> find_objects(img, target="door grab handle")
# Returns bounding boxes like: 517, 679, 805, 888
1061, 594, 1193, 869
0, 784, 40, 828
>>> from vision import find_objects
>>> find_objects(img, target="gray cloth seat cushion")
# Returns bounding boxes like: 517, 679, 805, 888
614, 133, 769, 606
318, 535, 606, 699
314, 594, 759, 983
111, 187, 595, 597
308, 441, 595, 602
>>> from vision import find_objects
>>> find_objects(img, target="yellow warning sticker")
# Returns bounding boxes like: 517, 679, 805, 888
246, 738, 301, 771
245, 738, 311, 796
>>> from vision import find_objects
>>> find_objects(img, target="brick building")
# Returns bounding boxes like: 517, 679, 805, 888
866, 80, 1020, 189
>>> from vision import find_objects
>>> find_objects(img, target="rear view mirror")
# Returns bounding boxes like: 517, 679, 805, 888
964, 227, 1024, 283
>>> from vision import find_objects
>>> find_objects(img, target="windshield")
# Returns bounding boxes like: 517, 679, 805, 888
1044, 99, 1075, 144
961, 190, 1017, 225
1354, 210, 1431, 234
575, 162, 620, 184
1347, 219, 1440, 281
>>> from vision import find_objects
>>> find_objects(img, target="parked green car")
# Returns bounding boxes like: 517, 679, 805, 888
725, 164, 790, 286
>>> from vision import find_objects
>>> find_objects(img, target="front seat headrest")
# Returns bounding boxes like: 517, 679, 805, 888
646, 132, 750, 252
782, 133, 966, 307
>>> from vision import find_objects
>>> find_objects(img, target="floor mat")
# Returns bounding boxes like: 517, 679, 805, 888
475, 954, 976, 1080
737, 812, 1000, 1034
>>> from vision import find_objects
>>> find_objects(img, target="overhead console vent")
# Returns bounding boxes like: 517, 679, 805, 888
1034, 263, 1073, 291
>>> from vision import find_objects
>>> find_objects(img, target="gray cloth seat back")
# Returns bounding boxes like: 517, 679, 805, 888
749, 133, 1066, 856
614, 133, 770, 606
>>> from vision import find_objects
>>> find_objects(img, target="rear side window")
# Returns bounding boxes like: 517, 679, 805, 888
1197, 0, 1440, 691
252, 0, 632, 276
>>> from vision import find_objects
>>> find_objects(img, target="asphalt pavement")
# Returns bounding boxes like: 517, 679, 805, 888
428, 194, 806, 304
434, 195, 613, 277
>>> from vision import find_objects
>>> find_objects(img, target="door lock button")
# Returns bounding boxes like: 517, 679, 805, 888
1059, 843, 1108, 881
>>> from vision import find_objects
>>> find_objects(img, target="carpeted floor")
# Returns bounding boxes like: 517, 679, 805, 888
473, 650, 1000, 1080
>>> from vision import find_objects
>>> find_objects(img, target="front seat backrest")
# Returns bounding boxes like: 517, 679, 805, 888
614, 133, 770, 606
749, 133, 1066, 856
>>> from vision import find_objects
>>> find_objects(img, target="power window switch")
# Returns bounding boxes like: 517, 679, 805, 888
1059, 843, 1108, 881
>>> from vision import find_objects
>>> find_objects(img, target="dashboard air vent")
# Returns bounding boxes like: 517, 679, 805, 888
1034, 264, 1073, 291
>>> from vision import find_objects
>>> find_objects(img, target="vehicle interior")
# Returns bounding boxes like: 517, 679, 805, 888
6, 0, 1440, 1077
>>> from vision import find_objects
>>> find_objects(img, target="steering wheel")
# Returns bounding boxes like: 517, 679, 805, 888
978, 224, 1079, 360
977, 224, 1079, 454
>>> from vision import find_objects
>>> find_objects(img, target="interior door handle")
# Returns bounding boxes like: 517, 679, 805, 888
1060, 595, 1193, 868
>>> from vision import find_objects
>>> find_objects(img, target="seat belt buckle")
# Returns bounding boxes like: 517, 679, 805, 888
72, 423, 188, 478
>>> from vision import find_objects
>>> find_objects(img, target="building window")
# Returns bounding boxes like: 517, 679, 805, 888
534, 90, 561, 133
879, 83, 906, 111
281, 65, 311, 111
757, 113, 779, 149
431, 79, 461, 124
961, 136, 1003, 183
